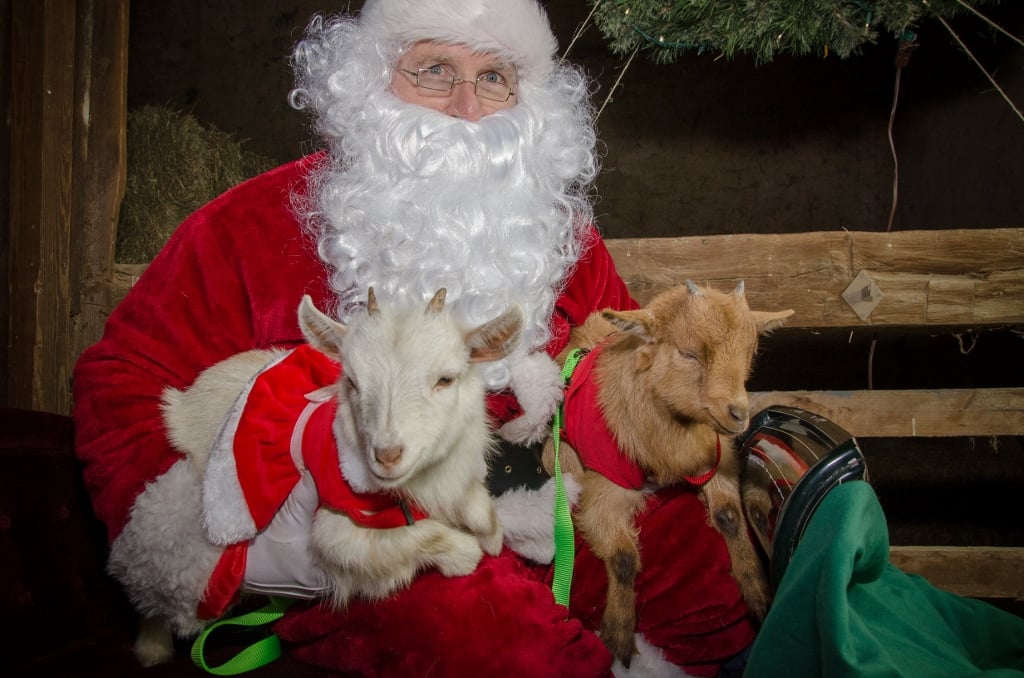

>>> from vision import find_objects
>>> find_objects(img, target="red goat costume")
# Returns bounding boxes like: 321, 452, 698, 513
72, 154, 755, 677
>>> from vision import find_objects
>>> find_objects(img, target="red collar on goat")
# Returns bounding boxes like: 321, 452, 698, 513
562, 342, 721, 490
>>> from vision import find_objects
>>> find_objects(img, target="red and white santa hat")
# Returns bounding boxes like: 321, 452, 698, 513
359, 0, 559, 82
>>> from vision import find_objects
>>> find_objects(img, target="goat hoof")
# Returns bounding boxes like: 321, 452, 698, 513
601, 626, 637, 669
436, 532, 484, 577
133, 617, 174, 667
746, 586, 771, 621
478, 528, 504, 557
732, 566, 772, 621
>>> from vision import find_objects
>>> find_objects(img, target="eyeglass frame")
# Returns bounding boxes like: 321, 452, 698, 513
396, 65, 517, 103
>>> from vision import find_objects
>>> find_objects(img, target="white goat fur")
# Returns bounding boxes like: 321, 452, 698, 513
109, 290, 522, 666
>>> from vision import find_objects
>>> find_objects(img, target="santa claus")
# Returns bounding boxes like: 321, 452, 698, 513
73, 1, 756, 675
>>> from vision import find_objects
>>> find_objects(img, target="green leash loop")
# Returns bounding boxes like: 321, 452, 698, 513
191, 597, 294, 675
551, 348, 586, 609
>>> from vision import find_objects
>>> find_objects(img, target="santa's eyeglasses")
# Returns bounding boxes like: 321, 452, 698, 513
398, 64, 516, 103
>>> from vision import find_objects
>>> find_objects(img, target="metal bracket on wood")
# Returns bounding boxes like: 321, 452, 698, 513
842, 270, 884, 321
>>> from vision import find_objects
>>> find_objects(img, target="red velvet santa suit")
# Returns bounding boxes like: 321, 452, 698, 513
73, 153, 755, 677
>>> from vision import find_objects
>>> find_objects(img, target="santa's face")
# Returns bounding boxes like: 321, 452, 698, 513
391, 41, 518, 121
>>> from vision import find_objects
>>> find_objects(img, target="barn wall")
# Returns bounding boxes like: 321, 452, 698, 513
126, 1, 1024, 236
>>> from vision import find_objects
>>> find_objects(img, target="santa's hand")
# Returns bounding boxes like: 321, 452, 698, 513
497, 351, 564, 445
242, 470, 330, 599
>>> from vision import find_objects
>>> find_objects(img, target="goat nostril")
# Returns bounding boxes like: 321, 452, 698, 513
374, 446, 403, 466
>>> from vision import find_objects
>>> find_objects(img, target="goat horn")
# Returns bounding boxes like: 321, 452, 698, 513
367, 287, 380, 315
685, 279, 703, 297
427, 288, 447, 314
734, 280, 745, 298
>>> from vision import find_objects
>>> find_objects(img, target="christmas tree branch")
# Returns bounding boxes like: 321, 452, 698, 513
588, 0, 1004, 64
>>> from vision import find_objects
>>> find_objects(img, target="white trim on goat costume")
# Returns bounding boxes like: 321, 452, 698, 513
201, 351, 293, 545
202, 344, 428, 544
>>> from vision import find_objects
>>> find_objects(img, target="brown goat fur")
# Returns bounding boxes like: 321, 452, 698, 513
542, 281, 793, 666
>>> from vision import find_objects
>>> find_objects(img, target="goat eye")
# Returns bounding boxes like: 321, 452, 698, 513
678, 349, 700, 362
434, 375, 455, 390
345, 375, 359, 393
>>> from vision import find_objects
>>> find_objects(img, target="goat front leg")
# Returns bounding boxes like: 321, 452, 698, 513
540, 436, 585, 478
577, 472, 647, 668
312, 509, 484, 606
701, 469, 770, 619
458, 481, 503, 556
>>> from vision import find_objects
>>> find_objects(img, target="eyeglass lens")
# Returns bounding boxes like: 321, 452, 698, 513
415, 66, 512, 102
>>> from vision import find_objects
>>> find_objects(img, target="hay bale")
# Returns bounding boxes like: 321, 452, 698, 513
115, 105, 276, 263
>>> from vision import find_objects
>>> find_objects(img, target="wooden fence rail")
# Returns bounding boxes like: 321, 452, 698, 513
605, 228, 1024, 327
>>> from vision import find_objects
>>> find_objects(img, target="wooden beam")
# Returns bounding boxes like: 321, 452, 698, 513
8, 0, 77, 413
113, 263, 147, 308
7, 0, 127, 414
69, 0, 129, 375
1, 0, 11, 403
749, 387, 1024, 438
605, 229, 1024, 328
891, 546, 1024, 600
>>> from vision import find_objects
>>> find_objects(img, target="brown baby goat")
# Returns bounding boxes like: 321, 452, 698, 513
543, 280, 793, 667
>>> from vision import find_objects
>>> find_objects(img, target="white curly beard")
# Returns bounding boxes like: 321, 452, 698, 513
301, 52, 597, 390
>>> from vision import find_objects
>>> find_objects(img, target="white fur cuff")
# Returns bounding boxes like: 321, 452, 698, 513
497, 351, 564, 446
493, 475, 579, 563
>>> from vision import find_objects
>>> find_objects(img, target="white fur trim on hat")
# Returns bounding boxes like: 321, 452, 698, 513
360, 0, 558, 81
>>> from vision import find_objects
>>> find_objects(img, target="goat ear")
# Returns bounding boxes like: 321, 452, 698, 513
298, 295, 347, 358
467, 305, 525, 363
602, 309, 656, 343
753, 308, 795, 335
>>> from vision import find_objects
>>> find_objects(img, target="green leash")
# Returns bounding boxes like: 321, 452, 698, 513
551, 348, 586, 609
191, 597, 293, 675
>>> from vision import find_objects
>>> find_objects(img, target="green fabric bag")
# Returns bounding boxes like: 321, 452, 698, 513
747, 481, 1024, 677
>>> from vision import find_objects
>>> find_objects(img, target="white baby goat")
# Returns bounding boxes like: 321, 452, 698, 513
109, 289, 522, 666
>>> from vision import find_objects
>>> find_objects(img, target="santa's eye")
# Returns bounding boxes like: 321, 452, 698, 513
425, 63, 454, 77
480, 71, 507, 85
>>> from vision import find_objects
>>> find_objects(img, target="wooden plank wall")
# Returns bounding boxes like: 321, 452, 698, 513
8, 0, 78, 413
5, 0, 128, 414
